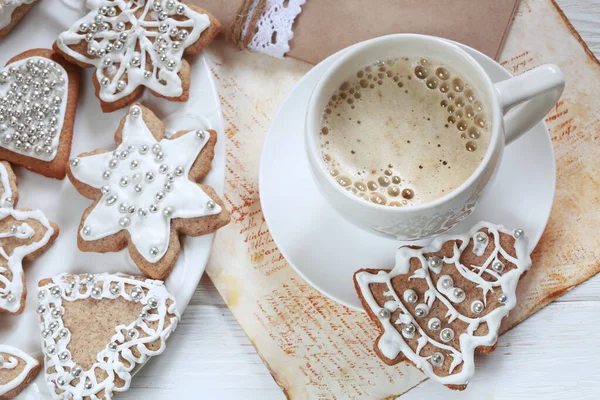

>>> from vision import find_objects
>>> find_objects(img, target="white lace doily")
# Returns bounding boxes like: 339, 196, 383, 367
242, 0, 305, 58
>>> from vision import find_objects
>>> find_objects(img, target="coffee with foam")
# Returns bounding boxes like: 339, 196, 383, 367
318, 57, 490, 207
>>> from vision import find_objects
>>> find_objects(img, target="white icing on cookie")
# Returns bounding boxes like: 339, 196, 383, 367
56, 0, 211, 103
70, 105, 221, 263
355, 222, 531, 386
0, 0, 35, 30
38, 273, 179, 400
0, 163, 55, 313
0, 56, 68, 161
0, 345, 39, 396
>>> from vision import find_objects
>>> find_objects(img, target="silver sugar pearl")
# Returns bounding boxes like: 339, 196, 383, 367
145, 171, 155, 182
147, 297, 158, 308
377, 308, 390, 319
492, 260, 505, 273
431, 352, 444, 367
138, 207, 148, 217
498, 293, 508, 304
56, 376, 67, 386
149, 246, 159, 257
130, 106, 141, 116
120, 177, 130, 187
453, 288, 465, 299
70, 158, 80, 167
127, 328, 137, 338
440, 328, 454, 342
475, 232, 488, 243
119, 217, 131, 227
108, 342, 118, 351
514, 229, 525, 239
72, 365, 82, 377
163, 206, 173, 217
103, 170, 112, 180
110, 284, 121, 295
195, 130, 205, 139
46, 344, 57, 355
207, 200, 216, 210
471, 300, 484, 314
82, 226, 92, 236
403, 323, 416, 335
91, 287, 102, 297
58, 351, 70, 362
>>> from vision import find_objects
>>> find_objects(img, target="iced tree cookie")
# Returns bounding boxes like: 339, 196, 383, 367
67, 104, 230, 280
0, 49, 80, 179
354, 222, 531, 390
38, 273, 179, 399
0, 345, 40, 399
0, 0, 38, 38
54, 0, 221, 112
0, 161, 59, 315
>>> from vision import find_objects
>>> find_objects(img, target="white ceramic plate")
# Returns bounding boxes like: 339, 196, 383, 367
259, 40, 556, 311
0, 2, 224, 398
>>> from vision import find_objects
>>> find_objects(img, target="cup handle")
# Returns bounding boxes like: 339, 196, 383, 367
493, 64, 565, 145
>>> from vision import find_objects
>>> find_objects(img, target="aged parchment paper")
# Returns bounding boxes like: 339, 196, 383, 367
205, 0, 600, 397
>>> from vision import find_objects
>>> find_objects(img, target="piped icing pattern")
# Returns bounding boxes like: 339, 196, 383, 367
0, 345, 39, 397
69, 105, 222, 263
38, 273, 180, 400
0, 163, 56, 314
0, 0, 35, 30
355, 222, 531, 386
55, 0, 211, 103
0, 56, 68, 161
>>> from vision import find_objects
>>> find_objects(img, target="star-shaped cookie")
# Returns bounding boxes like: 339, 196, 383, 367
67, 104, 230, 280
0, 161, 59, 315
53, 0, 221, 112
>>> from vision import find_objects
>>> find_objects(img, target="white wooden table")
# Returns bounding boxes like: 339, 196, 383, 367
122, 2, 600, 398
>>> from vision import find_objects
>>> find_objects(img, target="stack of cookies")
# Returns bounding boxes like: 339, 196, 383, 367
0, 1, 230, 398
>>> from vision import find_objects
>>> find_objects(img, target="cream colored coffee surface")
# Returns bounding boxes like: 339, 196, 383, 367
319, 57, 490, 206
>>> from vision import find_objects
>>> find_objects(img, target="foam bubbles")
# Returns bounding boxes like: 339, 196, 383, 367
318, 57, 490, 206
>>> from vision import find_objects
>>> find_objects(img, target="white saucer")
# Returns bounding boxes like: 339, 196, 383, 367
259, 42, 556, 311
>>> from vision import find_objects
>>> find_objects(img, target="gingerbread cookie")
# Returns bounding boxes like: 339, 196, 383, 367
354, 222, 531, 389
54, 0, 221, 113
67, 104, 230, 280
0, 0, 38, 38
0, 345, 40, 399
38, 273, 179, 399
0, 49, 80, 179
0, 161, 59, 315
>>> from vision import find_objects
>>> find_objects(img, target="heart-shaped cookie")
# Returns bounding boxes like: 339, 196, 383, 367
0, 49, 80, 179
0, 161, 59, 315
38, 273, 179, 399
354, 222, 531, 390
0, 345, 40, 399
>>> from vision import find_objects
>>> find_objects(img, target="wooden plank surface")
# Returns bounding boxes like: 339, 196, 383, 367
120, 1, 600, 398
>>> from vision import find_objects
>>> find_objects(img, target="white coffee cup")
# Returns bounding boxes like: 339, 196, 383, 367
305, 34, 564, 241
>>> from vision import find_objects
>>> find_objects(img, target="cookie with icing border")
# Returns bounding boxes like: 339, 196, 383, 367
0, 161, 59, 315
53, 0, 221, 113
353, 222, 531, 390
67, 104, 230, 280
37, 273, 179, 399
0, 345, 40, 399
0, 49, 80, 179
0, 0, 39, 38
